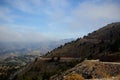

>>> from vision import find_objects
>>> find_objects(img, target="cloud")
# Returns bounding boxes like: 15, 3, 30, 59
72, 0, 120, 20
6, 0, 35, 14
66, 0, 120, 32
43, 0, 70, 21
0, 0, 120, 42
0, 7, 14, 23
2, 0, 120, 23
5, 0, 44, 15
0, 24, 52, 42
3, 0, 69, 22
0, 25, 20, 42
5, 0, 69, 15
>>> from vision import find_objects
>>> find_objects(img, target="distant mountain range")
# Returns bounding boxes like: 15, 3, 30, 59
0, 38, 74, 59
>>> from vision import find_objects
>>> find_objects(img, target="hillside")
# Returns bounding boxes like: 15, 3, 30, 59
12, 58, 81, 80
46, 22, 120, 62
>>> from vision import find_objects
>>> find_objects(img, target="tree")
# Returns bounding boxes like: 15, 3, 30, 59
110, 38, 120, 52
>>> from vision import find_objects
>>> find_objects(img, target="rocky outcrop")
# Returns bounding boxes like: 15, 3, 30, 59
50, 60, 120, 80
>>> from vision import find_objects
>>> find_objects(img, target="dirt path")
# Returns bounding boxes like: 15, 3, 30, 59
101, 62, 120, 65
40, 57, 81, 61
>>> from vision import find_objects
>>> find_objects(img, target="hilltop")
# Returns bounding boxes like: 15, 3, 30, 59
46, 22, 120, 62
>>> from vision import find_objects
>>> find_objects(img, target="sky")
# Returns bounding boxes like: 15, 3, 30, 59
0, 0, 120, 42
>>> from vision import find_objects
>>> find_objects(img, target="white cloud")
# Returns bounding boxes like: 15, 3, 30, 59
3, 0, 120, 24
0, 24, 52, 42
0, 25, 21, 42
5, 0, 69, 21
0, 7, 14, 23
67, 0, 120, 32
0, 0, 120, 41
43, 0, 70, 21
46, 0, 69, 8
7, 0, 34, 13
72, 0, 120, 20
31, 0, 42, 7
1, 0, 70, 24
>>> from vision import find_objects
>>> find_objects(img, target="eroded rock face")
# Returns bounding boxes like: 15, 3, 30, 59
50, 60, 120, 80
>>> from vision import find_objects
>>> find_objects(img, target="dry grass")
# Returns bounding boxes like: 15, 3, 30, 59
64, 73, 85, 80
101, 72, 111, 79
115, 75, 120, 80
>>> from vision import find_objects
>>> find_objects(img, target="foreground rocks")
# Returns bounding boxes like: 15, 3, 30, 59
50, 60, 120, 80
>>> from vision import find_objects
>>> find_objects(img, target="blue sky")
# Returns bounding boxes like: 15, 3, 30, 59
0, 0, 120, 42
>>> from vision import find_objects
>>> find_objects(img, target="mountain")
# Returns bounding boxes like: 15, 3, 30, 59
46, 22, 120, 62
0, 38, 74, 59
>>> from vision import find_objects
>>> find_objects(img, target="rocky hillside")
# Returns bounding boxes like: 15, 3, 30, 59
46, 22, 120, 62
51, 60, 120, 80
13, 58, 81, 80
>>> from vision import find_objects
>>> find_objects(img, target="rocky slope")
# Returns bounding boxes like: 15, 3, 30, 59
50, 60, 120, 80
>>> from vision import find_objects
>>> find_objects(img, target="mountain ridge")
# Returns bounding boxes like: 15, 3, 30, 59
0, 38, 74, 59
46, 22, 120, 62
